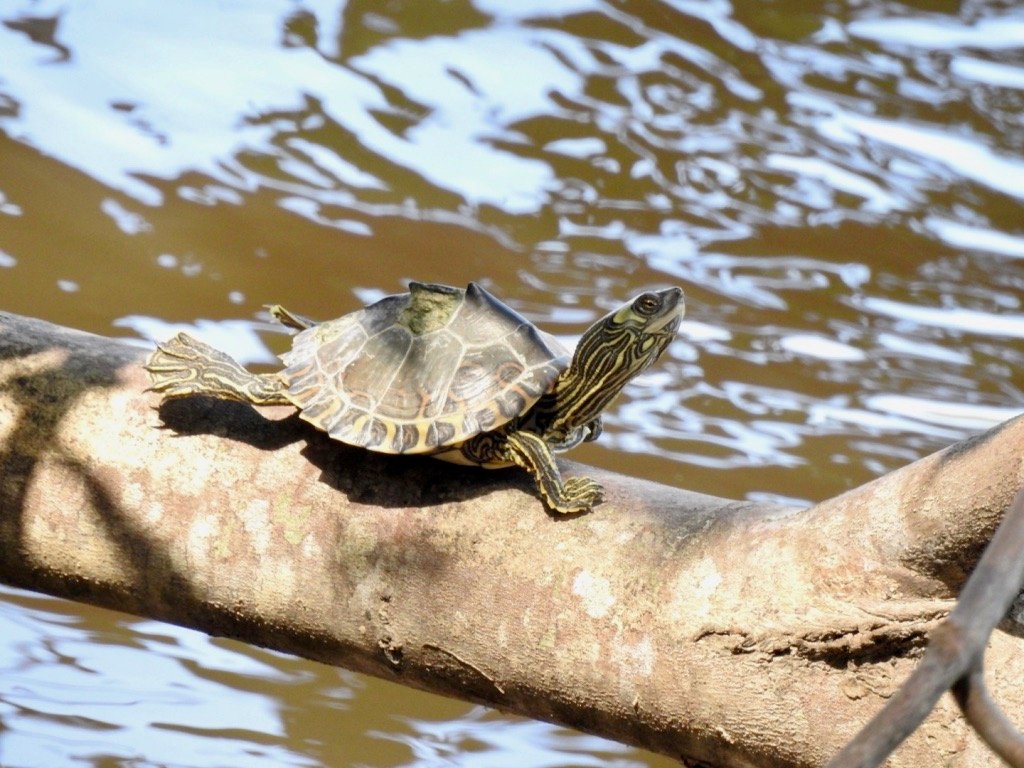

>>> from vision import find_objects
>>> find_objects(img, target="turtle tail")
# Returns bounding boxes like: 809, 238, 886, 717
265, 304, 316, 331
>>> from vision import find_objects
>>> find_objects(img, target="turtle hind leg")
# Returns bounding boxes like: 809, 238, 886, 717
502, 430, 604, 514
145, 332, 290, 406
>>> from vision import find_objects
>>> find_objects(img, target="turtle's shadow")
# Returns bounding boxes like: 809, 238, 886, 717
155, 397, 529, 510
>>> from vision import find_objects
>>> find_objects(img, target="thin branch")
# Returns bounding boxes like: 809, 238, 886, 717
954, 664, 1024, 767
827, 488, 1024, 768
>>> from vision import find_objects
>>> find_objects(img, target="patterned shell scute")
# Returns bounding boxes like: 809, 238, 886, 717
279, 282, 569, 454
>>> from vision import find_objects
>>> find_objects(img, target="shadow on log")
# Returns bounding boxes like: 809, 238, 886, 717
1, 311, 1023, 767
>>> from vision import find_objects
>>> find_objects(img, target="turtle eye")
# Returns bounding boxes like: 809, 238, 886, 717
633, 292, 661, 316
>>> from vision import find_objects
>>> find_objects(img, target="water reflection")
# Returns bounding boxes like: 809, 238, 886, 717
1, 0, 565, 212
0, 585, 321, 768
114, 315, 284, 365
849, 15, 1024, 50
861, 295, 1024, 338
372, 706, 647, 768
2, 0, 1024, 765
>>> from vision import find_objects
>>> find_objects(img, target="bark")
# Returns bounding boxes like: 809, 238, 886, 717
0, 310, 1022, 767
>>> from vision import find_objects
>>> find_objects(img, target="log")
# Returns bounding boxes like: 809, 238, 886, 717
1, 311, 1022, 767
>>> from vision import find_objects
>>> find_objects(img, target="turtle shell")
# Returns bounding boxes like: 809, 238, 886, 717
279, 282, 569, 454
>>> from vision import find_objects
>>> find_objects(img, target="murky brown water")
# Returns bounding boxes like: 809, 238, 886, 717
2, 1, 1023, 766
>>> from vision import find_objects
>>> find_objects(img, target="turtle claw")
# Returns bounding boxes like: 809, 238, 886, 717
549, 476, 605, 515
144, 335, 207, 399
145, 380, 195, 399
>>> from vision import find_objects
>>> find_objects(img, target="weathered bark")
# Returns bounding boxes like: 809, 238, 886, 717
1, 311, 1022, 767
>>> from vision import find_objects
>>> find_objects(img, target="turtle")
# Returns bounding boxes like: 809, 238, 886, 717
144, 281, 684, 514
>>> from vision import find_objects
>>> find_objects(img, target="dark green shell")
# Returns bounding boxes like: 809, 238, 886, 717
279, 282, 569, 454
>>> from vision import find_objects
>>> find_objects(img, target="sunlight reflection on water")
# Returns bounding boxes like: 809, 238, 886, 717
372, 707, 648, 768
2, 0, 562, 211
0, 587, 316, 768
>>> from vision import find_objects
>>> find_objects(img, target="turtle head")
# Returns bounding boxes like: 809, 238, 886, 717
544, 287, 684, 438
574, 286, 685, 386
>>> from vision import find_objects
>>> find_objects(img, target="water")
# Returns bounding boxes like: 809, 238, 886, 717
1, 0, 1023, 765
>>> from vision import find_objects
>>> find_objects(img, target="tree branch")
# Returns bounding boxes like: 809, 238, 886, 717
955, 664, 1024, 767
2, 311, 1023, 767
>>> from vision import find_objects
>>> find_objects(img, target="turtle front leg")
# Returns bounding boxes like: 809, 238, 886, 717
145, 333, 291, 406
503, 431, 604, 514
